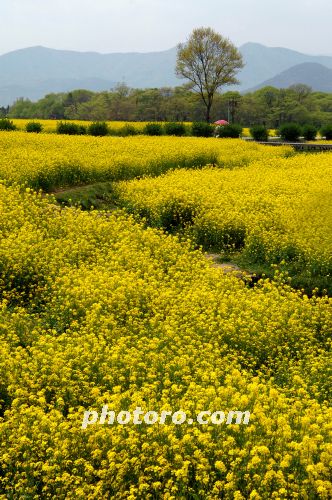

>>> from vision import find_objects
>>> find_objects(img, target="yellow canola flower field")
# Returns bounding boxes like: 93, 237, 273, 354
0, 132, 292, 191
116, 152, 332, 294
0, 183, 331, 498
11, 119, 155, 133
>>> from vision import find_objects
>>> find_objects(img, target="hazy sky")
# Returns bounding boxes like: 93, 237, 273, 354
1, 0, 331, 55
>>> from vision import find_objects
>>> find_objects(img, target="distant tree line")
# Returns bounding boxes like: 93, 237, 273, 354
7, 83, 332, 127
0, 106, 10, 118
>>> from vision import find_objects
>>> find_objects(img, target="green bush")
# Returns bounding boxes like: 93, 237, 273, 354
279, 123, 302, 142
0, 118, 17, 131
56, 122, 86, 135
250, 125, 268, 142
88, 121, 109, 136
116, 124, 138, 136
302, 124, 318, 141
191, 122, 213, 137
26, 121, 43, 133
143, 123, 163, 136
164, 122, 186, 136
320, 124, 332, 140
219, 124, 243, 138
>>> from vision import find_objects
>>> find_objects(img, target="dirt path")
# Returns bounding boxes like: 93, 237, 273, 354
205, 253, 251, 278
51, 183, 98, 195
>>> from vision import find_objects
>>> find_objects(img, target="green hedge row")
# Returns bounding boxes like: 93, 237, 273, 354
250, 123, 332, 142
0, 118, 244, 138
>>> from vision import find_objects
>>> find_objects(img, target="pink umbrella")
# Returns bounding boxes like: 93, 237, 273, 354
214, 120, 229, 125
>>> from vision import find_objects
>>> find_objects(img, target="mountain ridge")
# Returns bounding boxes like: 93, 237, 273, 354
246, 62, 332, 93
238, 42, 332, 91
1, 43, 332, 105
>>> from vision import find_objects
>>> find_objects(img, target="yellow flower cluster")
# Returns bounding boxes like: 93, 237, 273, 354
0, 132, 292, 191
116, 152, 332, 293
0, 183, 331, 498
242, 128, 277, 138
11, 119, 155, 133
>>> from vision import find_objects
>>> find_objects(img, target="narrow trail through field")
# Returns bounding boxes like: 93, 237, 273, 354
204, 253, 252, 278
50, 184, 255, 282
51, 183, 98, 195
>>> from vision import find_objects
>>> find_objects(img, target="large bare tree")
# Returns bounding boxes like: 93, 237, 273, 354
176, 27, 244, 122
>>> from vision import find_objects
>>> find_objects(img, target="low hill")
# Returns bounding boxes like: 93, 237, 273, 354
246, 62, 332, 92
239, 42, 332, 91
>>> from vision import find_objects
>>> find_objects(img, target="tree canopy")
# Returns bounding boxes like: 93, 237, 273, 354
7, 85, 332, 128
176, 27, 244, 122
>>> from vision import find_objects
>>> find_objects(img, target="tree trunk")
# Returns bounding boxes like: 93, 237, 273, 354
205, 100, 212, 123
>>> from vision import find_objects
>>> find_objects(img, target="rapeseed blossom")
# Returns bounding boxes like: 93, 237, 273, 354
0, 132, 292, 191
0, 183, 331, 497
116, 153, 332, 293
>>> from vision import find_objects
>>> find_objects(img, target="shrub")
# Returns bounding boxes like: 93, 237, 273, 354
219, 124, 243, 138
143, 123, 163, 136
26, 121, 43, 133
279, 123, 302, 142
0, 118, 17, 131
250, 125, 268, 142
191, 122, 213, 137
320, 124, 332, 140
88, 122, 109, 137
164, 122, 186, 136
56, 122, 86, 135
117, 124, 138, 136
302, 124, 318, 141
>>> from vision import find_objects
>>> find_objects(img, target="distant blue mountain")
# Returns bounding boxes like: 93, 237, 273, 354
238, 42, 332, 91
1, 43, 332, 105
247, 62, 332, 93
0, 45, 181, 105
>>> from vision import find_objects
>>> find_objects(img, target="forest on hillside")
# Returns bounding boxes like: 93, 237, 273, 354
4, 83, 332, 127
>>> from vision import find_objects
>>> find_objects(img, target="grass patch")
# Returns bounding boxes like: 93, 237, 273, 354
54, 182, 117, 210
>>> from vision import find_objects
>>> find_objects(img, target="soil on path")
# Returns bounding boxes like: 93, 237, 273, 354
205, 253, 252, 279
